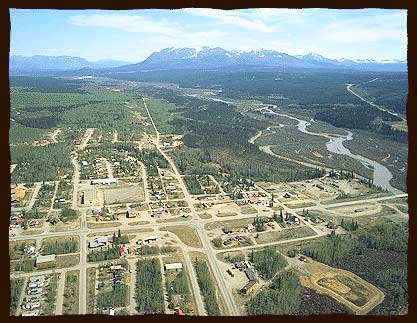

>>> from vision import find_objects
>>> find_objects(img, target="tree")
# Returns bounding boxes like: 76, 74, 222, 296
212, 237, 223, 248
250, 247, 287, 280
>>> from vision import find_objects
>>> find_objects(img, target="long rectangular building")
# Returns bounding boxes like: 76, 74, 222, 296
91, 178, 118, 185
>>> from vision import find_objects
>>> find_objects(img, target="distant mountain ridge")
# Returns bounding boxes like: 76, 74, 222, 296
9, 55, 131, 73
118, 47, 406, 72
9, 48, 407, 74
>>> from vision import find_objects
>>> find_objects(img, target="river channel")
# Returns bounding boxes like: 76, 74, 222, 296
186, 94, 402, 194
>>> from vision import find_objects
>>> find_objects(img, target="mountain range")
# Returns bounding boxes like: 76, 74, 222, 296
9, 55, 131, 73
9, 48, 407, 74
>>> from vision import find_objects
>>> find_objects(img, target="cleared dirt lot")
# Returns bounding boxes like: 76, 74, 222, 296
298, 258, 384, 315
326, 202, 382, 217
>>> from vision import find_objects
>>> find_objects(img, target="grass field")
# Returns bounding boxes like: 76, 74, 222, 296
216, 211, 238, 217
284, 201, 316, 209
205, 217, 254, 231
128, 220, 151, 226
160, 225, 202, 248
198, 212, 212, 219
102, 184, 145, 204
156, 216, 191, 223
87, 221, 122, 229
255, 226, 316, 244
240, 205, 258, 214
56, 254, 80, 268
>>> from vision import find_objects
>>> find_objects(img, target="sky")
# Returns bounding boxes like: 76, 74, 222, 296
10, 8, 407, 62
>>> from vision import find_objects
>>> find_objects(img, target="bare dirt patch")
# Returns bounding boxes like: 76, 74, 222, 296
298, 258, 384, 315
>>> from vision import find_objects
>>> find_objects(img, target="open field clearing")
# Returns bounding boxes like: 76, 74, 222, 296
255, 226, 317, 244
87, 221, 122, 229
240, 205, 258, 214
284, 200, 316, 209
56, 254, 80, 268
160, 225, 202, 248
326, 202, 382, 217
128, 220, 151, 226
102, 184, 145, 204
205, 217, 254, 231
197, 212, 212, 219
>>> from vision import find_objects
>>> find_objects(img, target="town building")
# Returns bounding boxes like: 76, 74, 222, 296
89, 236, 108, 248
126, 209, 139, 218
36, 254, 56, 268
244, 268, 256, 281
29, 275, 46, 284
119, 245, 128, 255
166, 183, 176, 191
90, 178, 118, 185
102, 308, 115, 315
249, 196, 259, 204
241, 280, 258, 294
164, 263, 183, 271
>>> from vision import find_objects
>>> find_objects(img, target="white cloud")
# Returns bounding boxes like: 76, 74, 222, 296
66, 9, 407, 61
249, 8, 306, 19
70, 14, 177, 35
320, 11, 407, 44
182, 8, 278, 32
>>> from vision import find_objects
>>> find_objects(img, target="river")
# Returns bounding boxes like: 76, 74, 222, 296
185, 94, 402, 194
259, 106, 402, 194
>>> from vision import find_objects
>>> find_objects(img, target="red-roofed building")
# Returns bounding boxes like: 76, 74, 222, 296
174, 308, 186, 316
119, 245, 127, 255
249, 197, 259, 204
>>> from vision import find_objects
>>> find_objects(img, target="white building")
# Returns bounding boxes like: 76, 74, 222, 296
36, 254, 56, 266
164, 263, 183, 271
91, 178, 118, 185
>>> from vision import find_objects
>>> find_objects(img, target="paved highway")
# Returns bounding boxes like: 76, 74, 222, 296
347, 83, 406, 121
